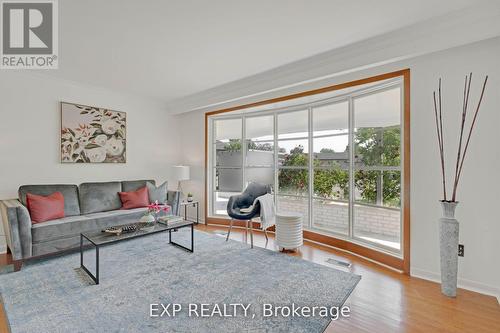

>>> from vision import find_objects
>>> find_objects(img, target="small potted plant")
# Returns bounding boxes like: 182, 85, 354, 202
187, 193, 194, 202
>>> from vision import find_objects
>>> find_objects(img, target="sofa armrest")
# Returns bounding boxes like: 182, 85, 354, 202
167, 191, 181, 216
0, 199, 32, 260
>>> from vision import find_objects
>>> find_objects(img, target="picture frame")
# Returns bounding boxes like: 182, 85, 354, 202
60, 102, 127, 163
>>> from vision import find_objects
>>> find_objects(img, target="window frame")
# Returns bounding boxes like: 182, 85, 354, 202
205, 69, 410, 273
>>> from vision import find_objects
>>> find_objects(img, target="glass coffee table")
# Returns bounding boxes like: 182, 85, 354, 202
80, 219, 194, 284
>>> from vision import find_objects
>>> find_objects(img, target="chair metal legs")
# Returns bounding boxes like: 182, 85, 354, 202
226, 218, 256, 248
249, 220, 254, 248
263, 228, 268, 241
226, 218, 234, 241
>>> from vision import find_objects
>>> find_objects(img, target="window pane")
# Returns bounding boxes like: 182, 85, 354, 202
246, 140, 274, 166
313, 101, 348, 137
354, 127, 401, 167
278, 169, 308, 195
313, 199, 348, 235
313, 136, 349, 168
354, 170, 400, 207
215, 118, 242, 167
245, 115, 274, 167
353, 170, 401, 250
354, 170, 378, 205
353, 203, 401, 250
215, 168, 242, 192
277, 110, 308, 139
381, 170, 401, 208
245, 167, 274, 189
277, 195, 309, 227
313, 168, 349, 200
246, 115, 273, 141
215, 118, 241, 141
354, 87, 401, 167
216, 144, 242, 167
278, 139, 308, 167
213, 191, 238, 215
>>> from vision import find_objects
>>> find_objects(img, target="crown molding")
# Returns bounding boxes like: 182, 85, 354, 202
167, 2, 500, 115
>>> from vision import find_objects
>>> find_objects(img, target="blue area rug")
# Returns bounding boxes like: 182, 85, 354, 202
0, 230, 360, 333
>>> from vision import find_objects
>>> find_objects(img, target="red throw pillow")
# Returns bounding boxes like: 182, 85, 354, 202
26, 192, 65, 224
119, 186, 150, 209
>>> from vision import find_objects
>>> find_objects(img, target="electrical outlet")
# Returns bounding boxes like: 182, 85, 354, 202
458, 244, 465, 257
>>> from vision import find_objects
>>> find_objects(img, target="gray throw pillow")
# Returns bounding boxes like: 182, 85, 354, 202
146, 181, 168, 204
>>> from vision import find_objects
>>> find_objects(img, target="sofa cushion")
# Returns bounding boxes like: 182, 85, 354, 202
26, 192, 65, 223
167, 191, 181, 216
19, 184, 80, 217
79, 181, 122, 214
122, 179, 155, 192
119, 186, 149, 209
147, 181, 168, 204
31, 208, 147, 243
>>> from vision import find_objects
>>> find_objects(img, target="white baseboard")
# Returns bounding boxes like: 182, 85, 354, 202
411, 267, 500, 304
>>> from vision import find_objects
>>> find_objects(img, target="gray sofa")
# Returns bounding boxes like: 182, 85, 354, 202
0, 180, 180, 270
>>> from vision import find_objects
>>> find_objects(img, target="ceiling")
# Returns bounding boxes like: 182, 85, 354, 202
46, 0, 490, 107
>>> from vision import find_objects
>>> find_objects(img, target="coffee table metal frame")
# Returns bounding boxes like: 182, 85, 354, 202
80, 220, 193, 285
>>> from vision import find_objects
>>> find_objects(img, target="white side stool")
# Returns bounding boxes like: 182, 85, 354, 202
275, 213, 303, 252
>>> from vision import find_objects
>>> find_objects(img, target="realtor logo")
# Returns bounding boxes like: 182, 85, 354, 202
1, 0, 58, 69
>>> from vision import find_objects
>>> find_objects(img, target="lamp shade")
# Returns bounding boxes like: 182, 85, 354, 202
171, 165, 190, 181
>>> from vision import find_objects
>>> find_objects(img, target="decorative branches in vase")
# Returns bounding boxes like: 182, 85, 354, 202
432, 73, 488, 297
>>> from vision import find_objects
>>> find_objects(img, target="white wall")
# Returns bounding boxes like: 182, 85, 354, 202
0, 72, 182, 252
176, 37, 500, 300
176, 109, 206, 223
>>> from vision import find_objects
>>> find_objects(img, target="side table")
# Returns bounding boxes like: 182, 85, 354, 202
180, 201, 199, 224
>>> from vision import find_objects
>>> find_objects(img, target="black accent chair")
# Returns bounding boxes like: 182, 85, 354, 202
226, 183, 272, 248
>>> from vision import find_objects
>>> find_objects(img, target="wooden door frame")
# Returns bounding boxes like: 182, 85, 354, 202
204, 69, 411, 274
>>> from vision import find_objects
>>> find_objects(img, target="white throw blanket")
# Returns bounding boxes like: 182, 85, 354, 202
254, 193, 275, 231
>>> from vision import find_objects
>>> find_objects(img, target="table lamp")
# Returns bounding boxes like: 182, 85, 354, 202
171, 165, 190, 196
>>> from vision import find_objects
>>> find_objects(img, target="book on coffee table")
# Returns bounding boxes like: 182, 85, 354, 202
158, 215, 184, 225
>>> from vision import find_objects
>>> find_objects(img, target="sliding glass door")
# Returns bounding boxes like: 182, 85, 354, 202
208, 79, 403, 255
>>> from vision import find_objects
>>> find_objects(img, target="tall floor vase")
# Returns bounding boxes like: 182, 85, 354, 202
439, 201, 459, 297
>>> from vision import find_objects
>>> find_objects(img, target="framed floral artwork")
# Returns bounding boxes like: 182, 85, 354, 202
61, 102, 126, 163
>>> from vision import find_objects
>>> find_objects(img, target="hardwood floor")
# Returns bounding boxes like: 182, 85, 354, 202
1, 225, 499, 333
197, 225, 500, 333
